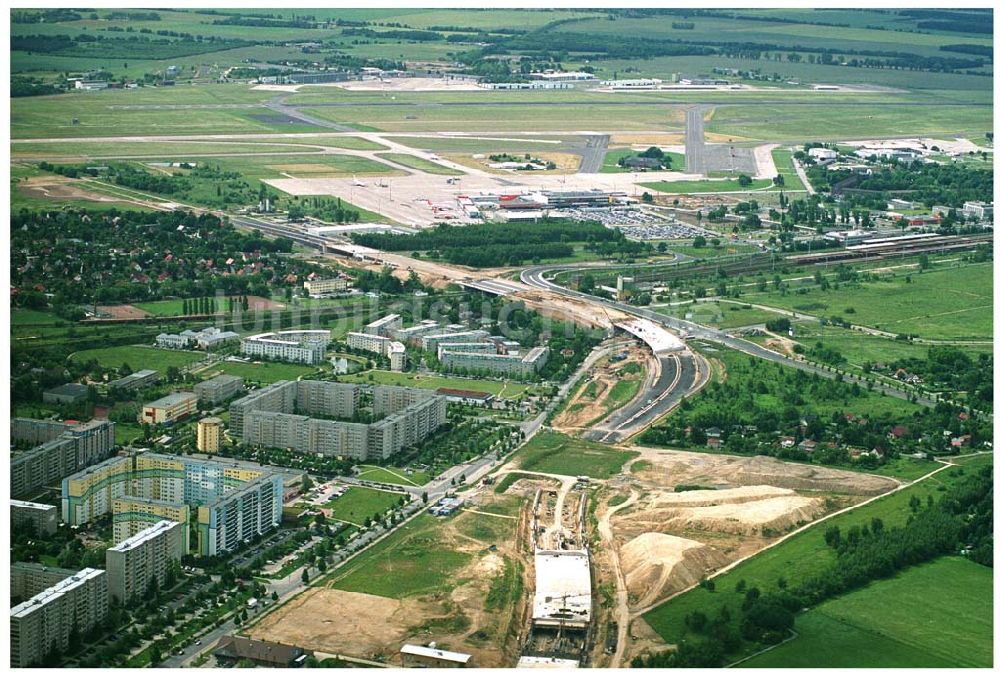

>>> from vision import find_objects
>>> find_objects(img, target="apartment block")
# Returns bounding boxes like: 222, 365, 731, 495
10, 562, 78, 602
10, 499, 58, 535
106, 520, 186, 604
11, 419, 116, 498
194, 374, 245, 405
197, 417, 224, 453
107, 369, 160, 392
303, 277, 352, 296
240, 330, 329, 365
363, 313, 401, 336
10, 568, 108, 668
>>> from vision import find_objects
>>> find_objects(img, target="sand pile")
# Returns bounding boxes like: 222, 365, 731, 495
620, 533, 726, 607
652, 495, 824, 536
654, 485, 795, 507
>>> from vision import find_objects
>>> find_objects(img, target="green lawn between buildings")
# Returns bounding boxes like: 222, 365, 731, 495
740, 556, 992, 668
356, 465, 432, 487
326, 486, 405, 527
69, 345, 204, 371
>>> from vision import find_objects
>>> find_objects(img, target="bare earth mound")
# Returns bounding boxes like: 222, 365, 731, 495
621, 532, 727, 607
630, 447, 898, 495
652, 495, 824, 536
653, 485, 796, 507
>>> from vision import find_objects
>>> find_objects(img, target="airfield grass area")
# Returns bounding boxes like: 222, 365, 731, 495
329, 513, 472, 598
643, 455, 992, 652
770, 149, 806, 190
339, 369, 536, 398
515, 431, 639, 479
741, 557, 992, 668
742, 263, 993, 340
600, 148, 685, 173
69, 345, 204, 371
326, 486, 405, 527
375, 152, 463, 175
642, 177, 776, 194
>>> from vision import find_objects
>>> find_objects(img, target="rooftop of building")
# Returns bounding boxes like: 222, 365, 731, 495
10, 499, 57, 511
44, 382, 89, 396
10, 568, 105, 619
145, 391, 198, 408
107, 520, 181, 552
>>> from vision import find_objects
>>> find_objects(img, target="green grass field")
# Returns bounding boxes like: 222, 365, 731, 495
601, 148, 685, 173
212, 361, 322, 384
770, 148, 806, 190
375, 152, 463, 175
11, 309, 64, 325
329, 513, 471, 598
642, 177, 776, 194
790, 324, 992, 369
516, 431, 639, 479
656, 301, 788, 330
339, 369, 536, 398
743, 263, 993, 340
356, 465, 432, 487
70, 345, 204, 371
741, 557, 992, 668
326, 486, 405, 527
643, 455, 992, 652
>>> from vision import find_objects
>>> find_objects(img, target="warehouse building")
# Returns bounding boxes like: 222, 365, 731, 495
11, 499, 58, 535
10, 568, 108, 668
140, 391, 198, 425
194, 374, 245, 405
42, 382, 90, 405
108, 369, 160, 392
10, 419, 116, 498
241, 330, 330, 364
197, 416, 225, 453
106, 520, 186, 603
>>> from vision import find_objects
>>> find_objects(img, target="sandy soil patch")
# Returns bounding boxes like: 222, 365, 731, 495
640, 494, 825, 536
245, 295, 286, 311
554, 347, 647, 430
629, 447, 898, 495
650, 485, 797, 507
621, 532, 727, 607
16, 176, 140, 206
250, 588, 431, 659
96, 304, 151, 320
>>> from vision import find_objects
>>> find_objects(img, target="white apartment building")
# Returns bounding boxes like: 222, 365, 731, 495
106, 520, 186, 604
240, 330, 330, 364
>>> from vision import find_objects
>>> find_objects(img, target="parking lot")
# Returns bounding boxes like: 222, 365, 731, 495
617, 220, 718, 240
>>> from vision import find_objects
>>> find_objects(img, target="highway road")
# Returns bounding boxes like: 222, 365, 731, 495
519, 263, 937, 409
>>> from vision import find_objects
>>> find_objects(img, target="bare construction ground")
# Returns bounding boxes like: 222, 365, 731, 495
553, 345, 648, 431
251, 492, 530, 667
594, 448, 898, 627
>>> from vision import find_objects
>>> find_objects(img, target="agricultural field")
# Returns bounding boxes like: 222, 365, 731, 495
69, 345, 205, 371
515, 431, 639, 479
741, 557, 992, 668
741, 263, 993, 340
